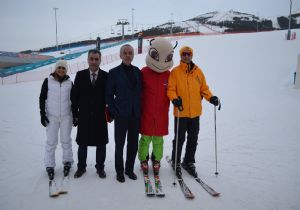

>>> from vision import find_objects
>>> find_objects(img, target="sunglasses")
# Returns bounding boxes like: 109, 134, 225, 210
57, 66, 66, 70
181, 52, 192, 57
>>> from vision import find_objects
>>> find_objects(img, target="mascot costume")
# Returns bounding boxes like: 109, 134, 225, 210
138, 37, 177, 178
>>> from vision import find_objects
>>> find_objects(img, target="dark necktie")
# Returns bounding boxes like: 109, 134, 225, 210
92, 73, 96, 85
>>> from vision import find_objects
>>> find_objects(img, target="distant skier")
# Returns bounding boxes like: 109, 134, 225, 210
138, 37, 176, 176
39, 59, 73, 180
167, 46, 220, 177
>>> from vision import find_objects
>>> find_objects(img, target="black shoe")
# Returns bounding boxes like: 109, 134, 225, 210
63, 162, 72, 176
46, 167, 54, 180
125, 171, 137, 180
74, 168, 86, 178
116, 173, 125, 183
97, 169, 106, 178
182, 162, 198, 177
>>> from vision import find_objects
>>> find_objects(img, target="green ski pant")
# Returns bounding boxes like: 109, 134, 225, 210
138, 135, 164, 161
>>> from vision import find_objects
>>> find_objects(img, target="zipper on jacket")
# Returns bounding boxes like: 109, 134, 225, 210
153, 74, 159, 135
186, 71, 191, 117
60, 82, 62, 122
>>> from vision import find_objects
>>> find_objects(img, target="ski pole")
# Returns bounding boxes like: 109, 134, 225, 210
173, 108, 180, 186
214, 99, 221, 175
173, 97, 183, 186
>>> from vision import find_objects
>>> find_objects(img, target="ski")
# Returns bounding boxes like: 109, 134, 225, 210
194, 177, 220, 196
143, 174, 155, 196
154, 175, 165, 197
48, 176, 70, 197
48, 165, 71, 197
49, 180, 59, 197
166, 156, 195, 199
181, 162, 220, 196
59, 164, 71, 194
58, 176, 70, 194
177, 177, 195, 199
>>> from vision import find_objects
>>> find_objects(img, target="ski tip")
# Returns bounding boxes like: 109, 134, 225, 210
186, 195, 195, 199
212, 192, 221, 197
49, 193, 59, 198
59, 191, 68, 195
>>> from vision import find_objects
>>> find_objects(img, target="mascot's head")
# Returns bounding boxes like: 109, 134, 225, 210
146, 37, 177, 73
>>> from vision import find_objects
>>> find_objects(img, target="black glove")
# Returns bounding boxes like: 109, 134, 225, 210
172, 97, 182, 108
41, 115, 49, 127
73, 118, 79, 127
210, 96, 219, 106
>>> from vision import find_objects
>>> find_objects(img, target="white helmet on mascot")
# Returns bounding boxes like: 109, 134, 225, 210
146, 37, 178, 73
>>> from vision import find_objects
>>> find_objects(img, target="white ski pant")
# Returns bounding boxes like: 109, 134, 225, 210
44, 115, 73, 168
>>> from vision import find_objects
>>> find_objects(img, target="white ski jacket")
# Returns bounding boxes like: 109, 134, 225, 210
44, 75, 73, 117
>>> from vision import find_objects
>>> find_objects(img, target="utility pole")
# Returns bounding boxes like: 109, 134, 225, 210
169, 13, 174, 36
131, 8, 135, 39
53, 7, 59, 51
287, 0, 292, 40
116, 19, 129, 41
256, 12, 259, 32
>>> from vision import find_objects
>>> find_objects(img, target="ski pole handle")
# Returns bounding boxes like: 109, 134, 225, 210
178, 96, 183, 112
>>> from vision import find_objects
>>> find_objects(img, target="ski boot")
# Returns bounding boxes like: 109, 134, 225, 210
181, 162, 198, 177
63, 162, 72, 177
140, 160, 148, 175
152, 160, 160, 176
46, 167, 55, 180
172, 162, 182, 178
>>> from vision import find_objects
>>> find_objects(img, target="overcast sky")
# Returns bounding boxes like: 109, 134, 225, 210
0, 0, 299, 52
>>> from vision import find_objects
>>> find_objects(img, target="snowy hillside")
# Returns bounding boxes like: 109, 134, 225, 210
157, 10, 286, 34
193, 10, 259, 22
0, 30, 300, 210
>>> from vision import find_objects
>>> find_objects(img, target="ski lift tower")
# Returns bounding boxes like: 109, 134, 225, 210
116, 19, 130, 41
168, 13, 175, 36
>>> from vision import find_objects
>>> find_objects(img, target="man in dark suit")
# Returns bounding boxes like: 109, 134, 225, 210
106, 44, 142, 183
72, 49, 108, 179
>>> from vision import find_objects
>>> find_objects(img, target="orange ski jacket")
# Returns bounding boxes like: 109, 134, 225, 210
167, 61, 213, 118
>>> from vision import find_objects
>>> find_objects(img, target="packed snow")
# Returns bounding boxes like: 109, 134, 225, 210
0, 29, 300, 210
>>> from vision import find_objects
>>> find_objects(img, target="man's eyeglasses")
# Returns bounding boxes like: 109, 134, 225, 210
181, 52, 192, 57
57, 66, 66, 70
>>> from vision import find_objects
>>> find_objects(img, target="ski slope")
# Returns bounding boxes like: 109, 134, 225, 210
0, 30, 300, 210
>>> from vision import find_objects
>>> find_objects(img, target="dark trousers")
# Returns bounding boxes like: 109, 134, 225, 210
114, 117, 139, 175
171, 117, 199, 164
77, 145, 106, 171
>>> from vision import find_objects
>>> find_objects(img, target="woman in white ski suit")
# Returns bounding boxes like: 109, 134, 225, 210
39, 60, 74, 170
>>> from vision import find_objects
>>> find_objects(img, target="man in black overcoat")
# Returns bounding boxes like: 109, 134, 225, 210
72, 49, 108, 178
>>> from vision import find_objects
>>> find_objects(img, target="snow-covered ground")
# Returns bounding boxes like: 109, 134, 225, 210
0, 30, 300, 210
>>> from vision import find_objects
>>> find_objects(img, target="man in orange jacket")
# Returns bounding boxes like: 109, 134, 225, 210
167, 46, 219, 177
